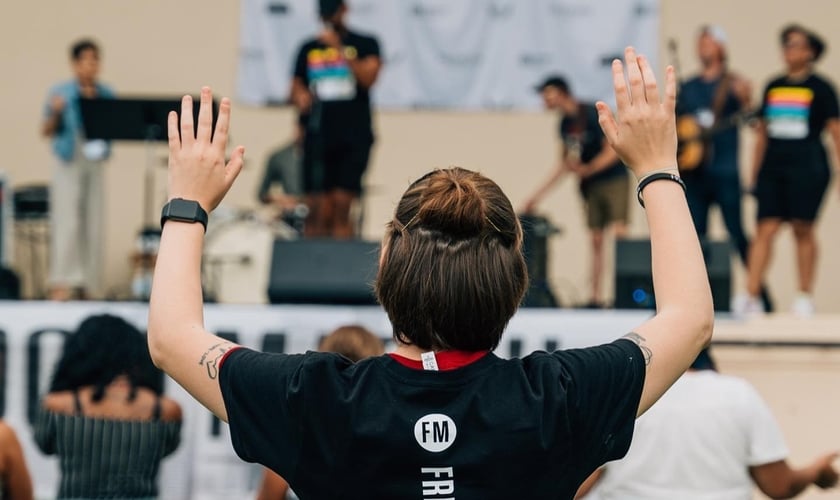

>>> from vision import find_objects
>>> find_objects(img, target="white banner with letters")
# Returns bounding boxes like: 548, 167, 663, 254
0, 301, 649, 499
236, 0, 660, 110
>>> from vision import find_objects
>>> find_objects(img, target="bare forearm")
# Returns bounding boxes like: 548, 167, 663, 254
148, 222, 206, 365
529, 165, 566, 204
586, 147, 619, 173
752, 129, 768, 182
782, 468, 819, 498
348, 58, 380, 89
643, 180, 712, 321
828, 126, 840, 172
41, 113, 61, 137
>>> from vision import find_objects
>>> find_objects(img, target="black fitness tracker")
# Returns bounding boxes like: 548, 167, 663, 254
160, 198, 209, 232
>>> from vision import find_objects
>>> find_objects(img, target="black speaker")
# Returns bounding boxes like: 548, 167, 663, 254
267, 239, 380, 305
519, 215, 560, 308
614, 238, 731, 311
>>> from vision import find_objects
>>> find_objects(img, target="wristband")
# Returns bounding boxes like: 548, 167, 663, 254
636, 172, 686, 208
160, 198, 208, 232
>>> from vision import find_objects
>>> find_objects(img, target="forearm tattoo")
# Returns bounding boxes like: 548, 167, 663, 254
623, 332, 653, 366
198, 341, 234, 379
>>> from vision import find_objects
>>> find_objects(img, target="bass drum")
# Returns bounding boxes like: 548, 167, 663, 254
202, 210, 297, 304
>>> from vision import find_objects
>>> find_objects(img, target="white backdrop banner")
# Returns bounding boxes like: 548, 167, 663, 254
236, 0, 660, 110
0, 301, 650, 499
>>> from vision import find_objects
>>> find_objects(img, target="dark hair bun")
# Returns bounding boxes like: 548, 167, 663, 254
417, 168, 487, 236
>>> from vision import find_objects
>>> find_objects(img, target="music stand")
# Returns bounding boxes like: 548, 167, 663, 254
80, 97, 218, 300
80, 97, 218, 229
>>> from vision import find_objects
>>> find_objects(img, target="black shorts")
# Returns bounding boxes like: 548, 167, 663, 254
756, 144, 831, 222
302, 135, 373, 194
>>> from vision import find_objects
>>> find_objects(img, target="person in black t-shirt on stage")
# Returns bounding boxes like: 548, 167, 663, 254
291, 0, 381, 238
734, 25, 840, 318
523, 76, 631, 308
148, 48, 713, 499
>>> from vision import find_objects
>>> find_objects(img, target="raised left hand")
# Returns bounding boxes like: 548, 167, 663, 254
167, 87, 245, 212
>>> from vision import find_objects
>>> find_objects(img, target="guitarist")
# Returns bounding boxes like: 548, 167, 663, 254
676, 26, 770, 310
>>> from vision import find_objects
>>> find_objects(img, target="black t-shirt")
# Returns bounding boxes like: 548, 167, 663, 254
560, 103, 627, 190
294, 30, 380, 141
760, 73, 839, 151
220, 339, 645, 499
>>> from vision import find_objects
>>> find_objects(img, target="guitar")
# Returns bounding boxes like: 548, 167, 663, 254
677, 109, 757, 172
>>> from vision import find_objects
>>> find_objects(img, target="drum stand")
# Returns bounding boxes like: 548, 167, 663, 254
129, 135, 163, 301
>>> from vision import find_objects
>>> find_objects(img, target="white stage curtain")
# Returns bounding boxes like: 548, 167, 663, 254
236, 0, 660, 110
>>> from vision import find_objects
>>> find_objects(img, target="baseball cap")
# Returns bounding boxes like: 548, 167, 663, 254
534, 75, 570, 94
700, 24, 728, 46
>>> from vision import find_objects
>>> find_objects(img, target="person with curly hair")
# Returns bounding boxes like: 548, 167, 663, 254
35, 314, 182, 499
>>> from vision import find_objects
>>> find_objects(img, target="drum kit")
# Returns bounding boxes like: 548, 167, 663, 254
200, 205, 305, 304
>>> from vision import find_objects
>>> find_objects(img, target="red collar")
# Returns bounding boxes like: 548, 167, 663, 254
388, 350, 488, 371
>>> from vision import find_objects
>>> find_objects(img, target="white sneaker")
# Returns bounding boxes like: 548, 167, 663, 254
791, 293, 815, 318
732, 293, 765, 318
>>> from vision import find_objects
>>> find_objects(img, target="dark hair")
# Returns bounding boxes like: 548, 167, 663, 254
781, 24, 826, 61
536, 76, 571, 96
319, 325, 385, 362
319, 0, 344, 18
49, 314, 164, 401
70, 39, 99, 60
375, 168, 528, 351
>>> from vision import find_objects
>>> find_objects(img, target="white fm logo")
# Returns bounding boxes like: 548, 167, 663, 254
414, 414, 457, 453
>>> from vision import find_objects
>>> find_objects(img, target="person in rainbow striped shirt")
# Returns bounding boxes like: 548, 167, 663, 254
735, 25, 840, 318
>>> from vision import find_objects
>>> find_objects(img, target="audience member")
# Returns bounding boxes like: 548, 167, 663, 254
256, 325, 385, 500
148, 47, 714, 497
0, 421, 33, 500
576, 349, 838, 499
35, 314, 182, 498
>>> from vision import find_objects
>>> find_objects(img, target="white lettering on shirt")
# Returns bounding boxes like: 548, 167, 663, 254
414, 414, 457, 452
421, 466, 455, 499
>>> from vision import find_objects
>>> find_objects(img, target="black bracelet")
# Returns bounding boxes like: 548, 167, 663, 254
636, 172, 686, 208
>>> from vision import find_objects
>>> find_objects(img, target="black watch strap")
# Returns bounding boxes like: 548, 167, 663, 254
160, 198, 208, 232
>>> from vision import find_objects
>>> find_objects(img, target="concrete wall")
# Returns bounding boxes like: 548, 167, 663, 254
3, 0, 840, 309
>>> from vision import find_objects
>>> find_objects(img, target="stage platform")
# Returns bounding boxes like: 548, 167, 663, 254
0, 302, 836, 499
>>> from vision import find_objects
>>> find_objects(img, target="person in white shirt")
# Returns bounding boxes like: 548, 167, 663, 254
577, 349, 838, 500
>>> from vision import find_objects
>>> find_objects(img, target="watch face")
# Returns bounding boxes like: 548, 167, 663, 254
169, 199, 201, 220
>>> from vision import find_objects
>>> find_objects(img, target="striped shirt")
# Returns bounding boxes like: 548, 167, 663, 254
34, 406, 180, 499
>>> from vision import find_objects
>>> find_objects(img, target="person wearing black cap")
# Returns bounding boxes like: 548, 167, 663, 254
290, 0, 381, 239
523, 76, 631, 308
735, 24, 840, 318
576, 348, 839, 499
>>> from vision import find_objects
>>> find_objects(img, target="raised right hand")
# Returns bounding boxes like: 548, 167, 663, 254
167, 87, 245, 212
595, 47, 678, 178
